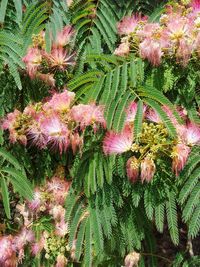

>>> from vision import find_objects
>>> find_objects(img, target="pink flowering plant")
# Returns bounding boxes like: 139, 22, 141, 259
0, 0, 200, 266
0, 171, 77, 266
22, 25, 75, 87
103, 101, 200, 182
2, 90, 105, 154
114, 0, 200, 107
115, 1, 200, 66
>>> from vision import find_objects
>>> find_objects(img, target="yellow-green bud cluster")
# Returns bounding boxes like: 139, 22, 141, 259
131, 122, 174, 160
32, 33, 45, 49
44, 233, 66, 260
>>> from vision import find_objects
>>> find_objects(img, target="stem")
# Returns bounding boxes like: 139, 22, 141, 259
141, 252, 172, 264
187, 237, 194, 257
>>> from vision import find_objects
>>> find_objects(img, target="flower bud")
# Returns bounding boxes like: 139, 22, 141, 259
126, 157, 139, 183
141, 157, 156, 183
124, 251, 140, 267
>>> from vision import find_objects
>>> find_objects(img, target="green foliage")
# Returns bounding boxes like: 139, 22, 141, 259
71, 0, 119, 58
173, 253, 200, 267
166, 189, 179, 245
134, 99, 143, 140
71, 140, 115, 196
66, 186, 117, 266
0, 147, 33, 218
0, 0, 73, 89
68, 54, 181, 137
178, 146, 200, 239
0, 0, 8, 24
0, 1, 200, 266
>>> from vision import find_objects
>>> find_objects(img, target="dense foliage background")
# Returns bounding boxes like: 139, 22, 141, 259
0, 0, 199, 266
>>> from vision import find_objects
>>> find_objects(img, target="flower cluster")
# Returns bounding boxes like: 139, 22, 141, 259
25, 173, 72, 265
2, 90, 106, 154
114, 0, 200, 66
0, 229, 34, 267
23, 25, 75, 86
0, 172, 74, 267
103, 101, 200, 182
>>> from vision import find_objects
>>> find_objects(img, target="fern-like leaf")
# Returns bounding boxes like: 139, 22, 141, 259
155, 201, 165, 233
0, 176, 10, 219
166, 190, 179, 245
134, 99, 143, 140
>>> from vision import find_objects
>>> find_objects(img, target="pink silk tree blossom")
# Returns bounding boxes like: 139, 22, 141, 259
172, 143, 191, 176
103, 125, 133, 154
53, 25, 74, 48
139, 39, 163, 66
2, 109, 27, 145
43, 47, 75, 71
182, 122, 200, 145
117, 14, 148, 35
70, 103, 106, 130
56, 254, 68, 267
22, 47, 42, 78
141, 157, 156, 183
43, 90, 75, 113
0, 236, 16, 267
40, 115, 70, 154
114, 42, 130, 56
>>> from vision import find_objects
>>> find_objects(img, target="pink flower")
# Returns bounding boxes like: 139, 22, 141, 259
56, 254, 68, 267
126, 157, 139, 183
55, 220, 68, 236
54, 25, 74, 47
137, 23, 160, 39
0, 236, 16, 266
49, 205, 66, 221
70, 132, 83, 154
139, 38, 163, 66
23, 105, 38, 118
43, 90, 75, 113
176, 106, 188, 121
126, 102, 137, 123
172, 143, 191, 176
191, 0, 200, 11
25, 111, 48, 148
40, 115, 70, 154
162, 105, 179, 126
117, 14, 148, 35
183, 123, 200, 145
13, 229, 34, 261
176, 39, 192, 66
141, 157, 156, 183
27, 122, 48, 149
36, 73, 56, 87
126, 101, 147, 123
47, 177, 71, 204
15, 228, 34, 246
2, 109, 27, 145
17, 204, 32, 227
2, 109, 20, 130
71, 103, 106, 130
22, 47, 42, 78
146, 108, 162, 123
103, 125, 133, 154
31, 236, 45, 256
28, 189, 42, 211
194, 32, 200, 56
43, 47, 75, 70
166, 15, 192, 43
114, 42, 130, 56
